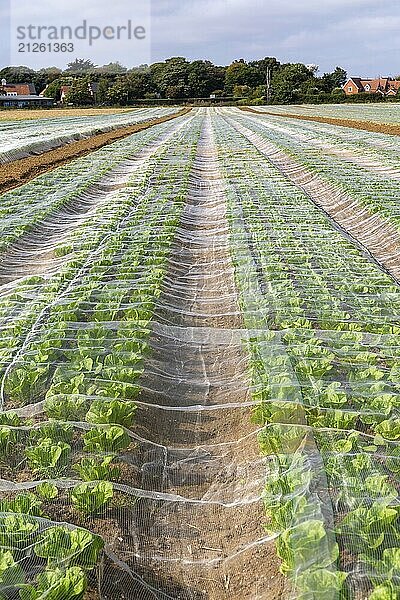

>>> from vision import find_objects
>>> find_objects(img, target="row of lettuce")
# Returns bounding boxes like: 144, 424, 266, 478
253, 104, 400, 126
0, 111, 202, 599
0, 110, 185, 255
233, 109, 400, 233
0, 107, 181, 165
214, 112, 400, 599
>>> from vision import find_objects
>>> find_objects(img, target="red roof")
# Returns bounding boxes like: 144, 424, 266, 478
0, 83, 36, 95
345, 77, 400, 95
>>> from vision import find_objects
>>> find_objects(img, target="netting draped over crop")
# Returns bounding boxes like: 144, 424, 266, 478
0, 107, 181, 164
0, 108, 400, 599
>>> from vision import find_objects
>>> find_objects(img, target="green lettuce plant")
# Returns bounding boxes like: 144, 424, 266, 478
85, 399, 137, 428
83, 426, 130, 453
70, 481, 113, 515
0, 549, 24, 588
26, 439, 71, 477
34, 526, 104, 570
19, 566, 87, 600
73, 455, 120, 482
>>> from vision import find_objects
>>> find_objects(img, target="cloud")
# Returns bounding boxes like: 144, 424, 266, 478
4, 0, 151, 69
1, 0, 400, 74
150, 0, 400, 74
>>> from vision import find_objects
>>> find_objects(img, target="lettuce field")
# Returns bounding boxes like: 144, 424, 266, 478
0, 106, 400, 599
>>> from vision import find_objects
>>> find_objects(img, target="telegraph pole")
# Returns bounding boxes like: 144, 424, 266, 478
266, 67, 271, 104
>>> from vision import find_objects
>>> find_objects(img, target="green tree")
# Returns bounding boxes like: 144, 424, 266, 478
66, 59, 96, 74
0, 65, 36, 83
43, 78, 63, 101
233, 84, 252, 98
125, 69, 154, 99
106, 80, 129, 105
97, 78, 111, 104
225, 60, 259, 93
320, 67, 347, 92
38, 67, 63, 83
187, 60, 225, 97
249, 57, 281, 85
65, 78, 93, 105
271, 63, 315, 103
330, 66, 347, 88
96, 62, 127, 74
150, 57, 190, 98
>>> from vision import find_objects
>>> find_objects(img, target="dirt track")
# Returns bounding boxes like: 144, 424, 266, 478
0, 108, 190, 195
240, 106, 400, 136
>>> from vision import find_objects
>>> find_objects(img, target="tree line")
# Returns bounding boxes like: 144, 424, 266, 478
0, 57, 348, 105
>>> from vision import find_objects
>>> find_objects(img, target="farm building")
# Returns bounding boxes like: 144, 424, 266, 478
0, 95, 54, 108
0, 79, 53, 107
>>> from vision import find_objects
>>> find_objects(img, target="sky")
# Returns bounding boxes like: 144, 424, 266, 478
1, 0, 400, 76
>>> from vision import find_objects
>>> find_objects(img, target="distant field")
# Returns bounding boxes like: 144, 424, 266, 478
0, 107, 134, 121
255, 103, 400, 125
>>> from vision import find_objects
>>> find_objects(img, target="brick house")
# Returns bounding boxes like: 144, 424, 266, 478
343, 77, 400, 96
0, 81, 37, 96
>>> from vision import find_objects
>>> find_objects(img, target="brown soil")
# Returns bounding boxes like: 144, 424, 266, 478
120, 115, 285, 599
240, 106, 400, 136
230, 114, 400, 282
0, 108, 190, 195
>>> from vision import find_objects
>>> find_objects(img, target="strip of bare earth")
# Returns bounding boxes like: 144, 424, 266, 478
240, 106, 400, 136
0, 108, 191, 195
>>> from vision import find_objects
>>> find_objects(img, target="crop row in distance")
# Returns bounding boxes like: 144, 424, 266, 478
0, 107, 180, 164
254, 103, 400, 125
232, 109, 400, 235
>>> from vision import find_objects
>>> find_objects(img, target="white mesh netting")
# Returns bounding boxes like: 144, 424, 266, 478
0, 108, 399, 599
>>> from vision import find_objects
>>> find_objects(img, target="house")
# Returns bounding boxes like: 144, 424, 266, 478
0, 95, 54, 108
88, 82, 99, 103
0, 80, 37, 96
60, 85, 71, 102
0, 79, 53, 107
343, 77, 400, 96
60, 82, 98, 103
